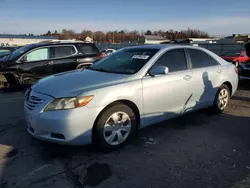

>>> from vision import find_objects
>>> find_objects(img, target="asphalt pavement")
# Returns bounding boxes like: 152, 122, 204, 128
0, 82, 250, 188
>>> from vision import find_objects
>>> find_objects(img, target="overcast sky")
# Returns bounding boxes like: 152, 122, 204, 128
0, 0, 250, 35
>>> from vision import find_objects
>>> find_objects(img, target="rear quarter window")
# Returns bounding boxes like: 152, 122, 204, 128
188, 49, 219, 69
51, 46, 76, 58
78, 44, 100, 55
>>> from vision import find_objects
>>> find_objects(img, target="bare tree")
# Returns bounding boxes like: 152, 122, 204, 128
145, 30, 152, 35
40, 28, 209, 42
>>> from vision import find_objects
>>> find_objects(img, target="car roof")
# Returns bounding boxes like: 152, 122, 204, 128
123, 44, 202, 50
23, 42, 95, 49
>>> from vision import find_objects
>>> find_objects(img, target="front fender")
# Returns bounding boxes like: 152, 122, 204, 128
84, 79, 144, 115
3, 72, 21, 86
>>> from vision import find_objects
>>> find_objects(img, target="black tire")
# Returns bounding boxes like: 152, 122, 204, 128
212, 84, 230, 113
22, 77, 37, 85
3, 73, 17, 88
93, 103, 137, 150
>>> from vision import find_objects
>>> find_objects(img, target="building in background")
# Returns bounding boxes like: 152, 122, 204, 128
217, 34, 250, 43
174, 38, 218, 44
84, 36, 93, 43
0, 34, 57, 46
139, 35, 170, 44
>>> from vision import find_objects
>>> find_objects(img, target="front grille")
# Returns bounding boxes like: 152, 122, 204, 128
25, 90, 44, 110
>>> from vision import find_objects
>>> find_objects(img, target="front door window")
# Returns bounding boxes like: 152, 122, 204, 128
25, 48, 49, 62
142, 49, 193, 126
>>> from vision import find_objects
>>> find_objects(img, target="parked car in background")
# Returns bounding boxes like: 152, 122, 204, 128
24, 45, 238, 150
102, 48, 116, 56
0, 46, 19, 60
245, 42, 250, 58
221, 51, 249, 65
0, 41, 103, 87
238, 43, 250, 80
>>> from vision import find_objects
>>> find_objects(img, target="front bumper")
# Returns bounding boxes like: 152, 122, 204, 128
24, 90, 104, 145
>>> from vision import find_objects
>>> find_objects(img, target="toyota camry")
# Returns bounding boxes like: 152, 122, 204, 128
24, 45, 238, 150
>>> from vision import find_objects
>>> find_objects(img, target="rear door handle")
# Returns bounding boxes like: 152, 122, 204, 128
217, 69, 222, 74
45, 61, 53, 65
183, 75, 192, 81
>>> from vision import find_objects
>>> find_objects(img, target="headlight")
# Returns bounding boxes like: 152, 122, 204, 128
44, 95, 93, 111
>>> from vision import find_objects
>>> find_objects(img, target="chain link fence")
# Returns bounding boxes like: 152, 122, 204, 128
96, 43, 246, 56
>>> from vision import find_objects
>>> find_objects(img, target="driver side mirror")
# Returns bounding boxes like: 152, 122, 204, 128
149, 65, 169, 76
19, 56, 27, 63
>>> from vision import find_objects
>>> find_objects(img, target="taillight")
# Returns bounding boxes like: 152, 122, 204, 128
99, 53, 105, 59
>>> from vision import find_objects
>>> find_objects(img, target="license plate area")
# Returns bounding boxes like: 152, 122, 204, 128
27, 115, 34, 132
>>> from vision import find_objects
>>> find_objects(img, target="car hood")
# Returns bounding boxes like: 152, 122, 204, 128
32, 69, 129, 98
222, 56, 237, 60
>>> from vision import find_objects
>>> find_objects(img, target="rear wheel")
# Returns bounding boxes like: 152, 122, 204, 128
93, 103, 137, 150
212, 84, 230, 113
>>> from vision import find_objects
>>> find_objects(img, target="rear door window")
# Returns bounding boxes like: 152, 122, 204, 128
188, 49, 218, 68
207, 55, 220, 66
154, 49, 187, 72
51, 46, 76, 58
78, 44, 100, 55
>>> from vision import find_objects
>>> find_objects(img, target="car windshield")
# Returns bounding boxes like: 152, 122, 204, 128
223, 51, 241, 57
0, 49, 10, 59
241, 51, 248, 57
90, 48, 159, 74
8, 44, 37, 60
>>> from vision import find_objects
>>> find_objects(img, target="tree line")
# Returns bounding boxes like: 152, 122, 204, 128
41, 28, 210, 43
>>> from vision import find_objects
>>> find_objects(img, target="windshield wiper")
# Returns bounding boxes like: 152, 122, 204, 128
89, 67, 133, 74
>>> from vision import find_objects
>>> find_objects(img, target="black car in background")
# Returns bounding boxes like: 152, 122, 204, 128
0, 42, 104, 87
238, 42, 250, 80
0, 46, 19, 60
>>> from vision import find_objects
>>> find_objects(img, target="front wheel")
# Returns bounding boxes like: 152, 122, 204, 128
93, 103, 137, 150
212, 84, 230, 113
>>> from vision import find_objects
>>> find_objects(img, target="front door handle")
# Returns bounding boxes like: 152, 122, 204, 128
45, 61, 53, 65
183, 75, 192, 81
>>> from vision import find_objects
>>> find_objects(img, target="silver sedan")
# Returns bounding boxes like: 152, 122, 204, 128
24, 45, 238, 150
